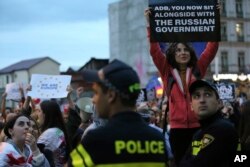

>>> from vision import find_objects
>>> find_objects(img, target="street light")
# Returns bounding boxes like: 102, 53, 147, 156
157, 77, 163, 86
238, 73, 247, 81
212, 74, 238, 81
248, 74, 250, 81
213, 74, 219, 81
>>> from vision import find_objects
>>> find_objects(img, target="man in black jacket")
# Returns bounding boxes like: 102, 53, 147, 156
69, 59, 168, 167
180, 80, 238, 167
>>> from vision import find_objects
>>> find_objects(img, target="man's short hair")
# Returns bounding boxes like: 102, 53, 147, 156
189, 80, 219, 99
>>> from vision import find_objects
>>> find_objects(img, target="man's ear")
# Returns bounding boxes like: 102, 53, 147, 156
8, 129, 13, 136
217, 99, 223, 110
107, 89, 116, 103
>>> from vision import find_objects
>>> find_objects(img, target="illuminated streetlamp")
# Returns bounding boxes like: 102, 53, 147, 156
238, 73, 247, 81
212, 74, 238, 81
213, 74, 219, 81
157, 77, 163, 86
247, 74, 250, 81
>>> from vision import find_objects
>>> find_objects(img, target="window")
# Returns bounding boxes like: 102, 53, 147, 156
221, 22, 227, 41
236, 0, 243, 18
236, 23, 244, 41
221, 52, 228, 72
238, 52, 245, 72
220, 0, 226, 16
6, 76, 9, 84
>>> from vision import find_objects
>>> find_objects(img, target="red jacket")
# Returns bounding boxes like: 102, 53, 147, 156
147, 28, 219, 128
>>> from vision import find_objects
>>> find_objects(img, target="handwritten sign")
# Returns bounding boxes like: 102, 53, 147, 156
149, 0, 221, 42
136, 88, 147, 104
28, 74, 72, 99
216, 83, 235, 101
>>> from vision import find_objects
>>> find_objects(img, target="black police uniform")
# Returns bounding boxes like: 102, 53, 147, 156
69, 111, 167, 167
180, 112, 238, 167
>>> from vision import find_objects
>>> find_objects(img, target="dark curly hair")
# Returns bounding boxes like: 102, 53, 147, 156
165, 43, 198, 70
4, 114, 30, 139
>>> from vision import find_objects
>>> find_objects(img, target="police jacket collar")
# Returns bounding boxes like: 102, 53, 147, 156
110, 111, 144, 122
199, 111, 222, 129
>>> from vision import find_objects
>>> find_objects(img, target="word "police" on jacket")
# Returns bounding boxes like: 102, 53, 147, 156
115, 140, 165, 154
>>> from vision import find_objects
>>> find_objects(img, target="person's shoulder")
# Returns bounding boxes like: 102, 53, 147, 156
83, 125, 109, 140
130, 124, 166, 141
0, 142, 20, 156
146, 124, 162, 133
80, 127, 109, 149
38, 128, 65, 143
149, 124, 162, 132
208, 118, 238, 137
84, 123, 164, 140
213, 118, 235, 129
0, 142, 14, 152
41, 127, 63, 135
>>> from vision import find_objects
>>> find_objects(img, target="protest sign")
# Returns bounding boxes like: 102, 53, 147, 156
215, 83, 235, 101
136, 88, 148, 104
5, 82, 28, 100
136, 87, 157, 105
149, 0, 221, 42
147, 88, 156, 101
28, 74, 71, 99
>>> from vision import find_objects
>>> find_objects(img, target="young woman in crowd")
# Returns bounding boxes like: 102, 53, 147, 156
0, 114, 49, 166
144, 8, 219, 165
37, 100, 71, 167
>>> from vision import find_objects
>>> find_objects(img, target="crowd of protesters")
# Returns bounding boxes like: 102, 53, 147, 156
0, 58, 249, 167
0, 1, 249, 167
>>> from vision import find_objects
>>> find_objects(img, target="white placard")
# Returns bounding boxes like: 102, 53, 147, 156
6, 82, 27, 100
6, 83, 20, 100
28, 74, 72, 99
216, 83, 235, 101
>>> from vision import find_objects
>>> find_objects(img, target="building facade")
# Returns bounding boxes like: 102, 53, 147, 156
0, 57, 60, 107
0, 57, 60, 88
62, 58, 109, 99
109, 0, 250, 97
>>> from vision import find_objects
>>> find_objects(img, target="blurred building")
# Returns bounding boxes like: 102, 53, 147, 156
0, 57, 60, 88
62, 57, 109, 98
109, 0, 150, 86
0, 56, 60, 107
0, 56, 109, 108
108, 0, 250, 97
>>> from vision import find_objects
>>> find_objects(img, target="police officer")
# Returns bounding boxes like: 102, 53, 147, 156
69, 59, 168, 167
180, 80, 238, 167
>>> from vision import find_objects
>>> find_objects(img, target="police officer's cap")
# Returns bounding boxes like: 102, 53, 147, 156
82, 59, 140, 99
189, 80, 219, 98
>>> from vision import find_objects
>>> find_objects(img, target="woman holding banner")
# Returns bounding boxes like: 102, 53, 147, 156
144, 8, 219, 166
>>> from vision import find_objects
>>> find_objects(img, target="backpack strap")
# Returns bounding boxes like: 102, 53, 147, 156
192, 65, 201, 80
166, 74, 175, 98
